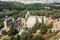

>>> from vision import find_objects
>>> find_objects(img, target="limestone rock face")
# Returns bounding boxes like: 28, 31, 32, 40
26, 16, 36, 28
26, 16, 53, 28
52, 19, 60, 32
4, 17, 14, 31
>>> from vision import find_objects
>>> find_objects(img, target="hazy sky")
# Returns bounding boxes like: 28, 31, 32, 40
0, 0, 60, 4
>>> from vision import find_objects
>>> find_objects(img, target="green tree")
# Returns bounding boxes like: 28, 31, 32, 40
8, 26, 18, 36
40, 22, 53, 34
17, 35, 20, 40
32, 33, 43, 40
2, 30, 7, 35
10, 36, 18, 40
20, 31, 28, 40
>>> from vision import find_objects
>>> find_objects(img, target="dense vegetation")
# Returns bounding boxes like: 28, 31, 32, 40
0, 1, 60, 40
0, 1, 60, 10
0, 1, 60, 28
